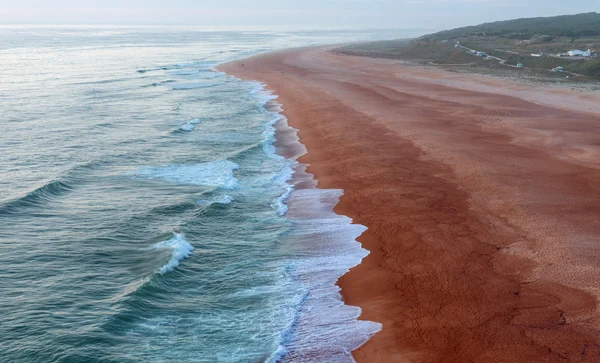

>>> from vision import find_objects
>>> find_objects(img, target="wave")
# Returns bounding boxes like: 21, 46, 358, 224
178, 123, 195, 132
153, 233, 194, 274
276, 189, 382, 362
262, 115, 285, 160
168, 82, 221, 90
245, 82, 382, 361
204, 71, 227, 79
270, 163, 295, 216
136, 60, 215, 75
168, 69, 200, 76
70, 77, 131, 86
250, 83, 285, 160
251, 84, 295, 216
141, 80, 176, 88
0, 160, 108, 216
0, 179, 73, 215
148, 200, 200, 216
176, 118, 201, 132
136, 65, 193, 74
222, 138, 268, 162
249, 81, 279, 107
197, 194, 233, 207
134, 160, 240, 189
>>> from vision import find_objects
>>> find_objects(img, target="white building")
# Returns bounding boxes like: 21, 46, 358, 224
568, 49, 591, 57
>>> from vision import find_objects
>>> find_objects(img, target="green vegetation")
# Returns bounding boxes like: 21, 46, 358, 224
423, 12, 600, 40
337, 13, 600, 80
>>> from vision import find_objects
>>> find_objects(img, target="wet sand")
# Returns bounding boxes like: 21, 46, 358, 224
220, 47, 600, 362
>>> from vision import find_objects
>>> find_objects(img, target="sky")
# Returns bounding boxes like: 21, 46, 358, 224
0, 0, 597, 30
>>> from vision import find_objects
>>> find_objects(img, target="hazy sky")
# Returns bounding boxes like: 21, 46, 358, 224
0, 0, 597, 30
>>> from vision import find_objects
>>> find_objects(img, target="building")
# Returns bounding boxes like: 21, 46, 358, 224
568, 49, 591, 57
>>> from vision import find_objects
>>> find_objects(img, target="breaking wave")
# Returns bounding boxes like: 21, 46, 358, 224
134, 160, 240, 189
153, 234, 194, 274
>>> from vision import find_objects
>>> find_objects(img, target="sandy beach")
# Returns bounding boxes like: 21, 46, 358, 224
220, 46, 600, 362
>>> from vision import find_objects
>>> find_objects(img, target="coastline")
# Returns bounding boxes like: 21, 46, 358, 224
253, 84, 382, 361
219, 46, 600, 362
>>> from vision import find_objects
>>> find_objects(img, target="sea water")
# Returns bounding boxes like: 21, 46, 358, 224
0, 26, 424, 362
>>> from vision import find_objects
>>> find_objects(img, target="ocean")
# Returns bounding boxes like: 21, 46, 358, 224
0, 26, 423, 363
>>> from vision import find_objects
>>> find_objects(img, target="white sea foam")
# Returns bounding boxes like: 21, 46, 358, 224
154, 234, 194, 274
262, 114, 284, 159
277, 188, 382, 362
249, 82, 264, 96
249, 81, 279, 107
273, 185, 294, 216
271, 163, 296, 216
247, 81, 382, 361
178, 118, 201, 132
249, 83, 294, 216
169, 82, 220, 90
258, 92, 278, 108
170, 69, 200, 76
197, 194, 233, 207
172, 61, 203, 68
135, 160, 239, 189
204, 69, 227, 79
179, 123, 195, 132
214, 194, 234, 204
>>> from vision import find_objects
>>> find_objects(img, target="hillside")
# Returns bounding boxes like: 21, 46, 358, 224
423, 12, 600, 40
337, 13, 600, 80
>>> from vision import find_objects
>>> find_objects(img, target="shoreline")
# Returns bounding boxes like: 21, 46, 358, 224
256, 85, 381, 361
219, 46, 600, 362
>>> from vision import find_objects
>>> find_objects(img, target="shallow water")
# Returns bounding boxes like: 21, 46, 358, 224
0, 26, 423, 362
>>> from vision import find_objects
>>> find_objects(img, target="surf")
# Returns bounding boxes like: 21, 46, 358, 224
153, 233, 194, 274
133, 160, 240, 189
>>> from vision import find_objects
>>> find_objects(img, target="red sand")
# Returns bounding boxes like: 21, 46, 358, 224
220, 47, 600, 362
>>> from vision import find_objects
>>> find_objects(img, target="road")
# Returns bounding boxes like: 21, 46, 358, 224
455, 42, 581, 75
455, 42, 520, 68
